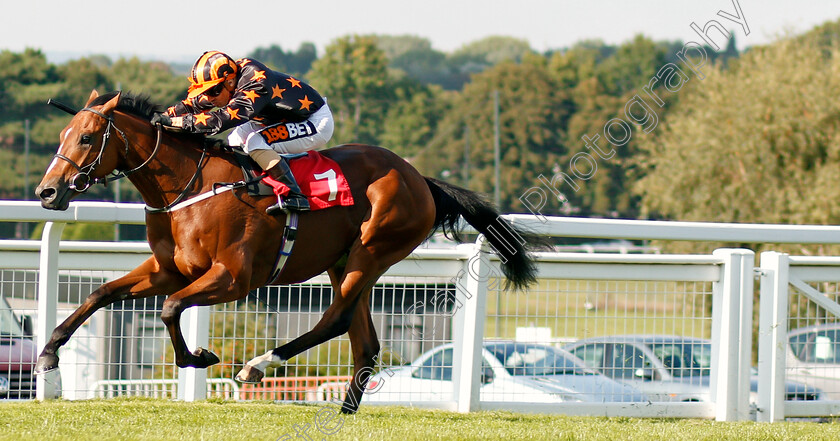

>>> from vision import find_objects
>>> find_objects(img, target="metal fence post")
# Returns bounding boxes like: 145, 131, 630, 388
756, 251, 789, 422
710, 248, 754, 421
177, 305, 210, 401
452, 238, 490, 412
36, 221, 65, 400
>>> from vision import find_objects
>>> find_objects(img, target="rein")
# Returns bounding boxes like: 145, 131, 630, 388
47, 99, 231, 215
144, 147, 210, 214
52, 107, 163, 192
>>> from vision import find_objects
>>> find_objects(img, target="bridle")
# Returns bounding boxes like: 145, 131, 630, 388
48, 98, 210, 213
53, 106, 162, 192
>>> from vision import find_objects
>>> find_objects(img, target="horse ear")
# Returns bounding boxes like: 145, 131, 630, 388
85, 90, 100, 106
100, 92, 121, 115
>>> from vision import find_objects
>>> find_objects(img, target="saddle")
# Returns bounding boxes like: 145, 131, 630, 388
221, 146, 354, 210
229, 148, 305, 197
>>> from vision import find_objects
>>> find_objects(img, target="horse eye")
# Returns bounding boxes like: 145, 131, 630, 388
80, 135, 92, 145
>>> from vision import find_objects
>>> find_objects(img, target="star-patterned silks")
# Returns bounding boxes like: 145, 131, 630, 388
251, 70, 266, 81
271, 84, 286, 99
299, 95, 314, 111
243, 90, 260, 102
194, 112, 211, 126
166, 58, 325, 135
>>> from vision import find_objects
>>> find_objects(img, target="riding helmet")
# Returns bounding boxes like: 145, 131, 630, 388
187, 51, 239, 98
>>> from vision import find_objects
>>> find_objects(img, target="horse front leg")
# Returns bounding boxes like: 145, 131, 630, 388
36, 256, 188, 374
160, 262, 250, 368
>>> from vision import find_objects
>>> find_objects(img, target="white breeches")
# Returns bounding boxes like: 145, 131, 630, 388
228, 103, 334, 154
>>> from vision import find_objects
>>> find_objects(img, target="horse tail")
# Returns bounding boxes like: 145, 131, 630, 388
424, 177, 545, 290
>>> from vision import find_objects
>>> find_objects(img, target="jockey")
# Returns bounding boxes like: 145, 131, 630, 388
152, 50, 334, 213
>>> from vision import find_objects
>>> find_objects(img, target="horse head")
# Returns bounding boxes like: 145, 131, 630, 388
36, 90, 125, 210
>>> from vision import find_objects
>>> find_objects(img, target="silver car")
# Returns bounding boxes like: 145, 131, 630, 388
787, 324, 840, 399
565, 335, 823, 402
362, 341, 647, 403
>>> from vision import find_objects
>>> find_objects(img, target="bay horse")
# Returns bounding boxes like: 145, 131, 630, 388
34, 90, 542, 413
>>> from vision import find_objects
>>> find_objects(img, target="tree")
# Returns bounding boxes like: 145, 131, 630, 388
377, 35, 455, 89
107, 57, 185, 105
248, 43, 318, 78
450, 36, 534, 66
307, 35, 391, 145
635, 34, 840, 231
56, 58, 113, 107
545, 37, 677, 217
417, 56, 570, 213
0, 49, 62, 147
595, 35, 669, 96
375, 35, 435, 60
378, 76, 449, 159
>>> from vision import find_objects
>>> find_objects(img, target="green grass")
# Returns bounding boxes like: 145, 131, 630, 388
0, 398, 838, 441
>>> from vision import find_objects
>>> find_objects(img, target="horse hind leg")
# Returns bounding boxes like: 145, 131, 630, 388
237, 171, 433, 391
235, 263, 350, 384
339, 292, 379, 414
235, 263, 353, 383
236, 258, 383, 385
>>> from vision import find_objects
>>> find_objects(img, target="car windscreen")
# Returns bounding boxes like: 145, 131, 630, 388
790, 329, 840, 363
486, 343, 596, 376
649, 342, 711, 378
0, 299, 24, 336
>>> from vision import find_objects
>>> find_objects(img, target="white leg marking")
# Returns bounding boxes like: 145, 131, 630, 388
246, 350, 286, 372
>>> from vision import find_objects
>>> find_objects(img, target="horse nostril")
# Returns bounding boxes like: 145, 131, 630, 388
39, 187, 57, 201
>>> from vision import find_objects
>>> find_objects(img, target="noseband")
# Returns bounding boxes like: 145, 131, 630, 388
53, 107, 162, 192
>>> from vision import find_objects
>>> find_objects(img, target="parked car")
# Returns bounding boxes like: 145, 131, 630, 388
787, 324, 840, 399
0, 295, 37, 399
363, 341, 647, 404
565, 335, 824, 403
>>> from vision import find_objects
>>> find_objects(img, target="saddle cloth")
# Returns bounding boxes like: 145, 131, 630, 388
232, 149, 354, 210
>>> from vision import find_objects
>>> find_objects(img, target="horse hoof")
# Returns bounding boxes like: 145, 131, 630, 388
35, 354, 60, 375
192, 347, 220, 368
340, 404, 359, 415
235, 365, 265, 384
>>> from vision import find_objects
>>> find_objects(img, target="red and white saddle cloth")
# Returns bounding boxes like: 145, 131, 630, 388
261, 151, 354, 210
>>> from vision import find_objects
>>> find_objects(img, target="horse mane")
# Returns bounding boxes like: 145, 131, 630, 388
90, 91, 161, 120
91, 91, 211, 146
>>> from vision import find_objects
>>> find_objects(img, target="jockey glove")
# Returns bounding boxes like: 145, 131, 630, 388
151, 112, 185, 129
151, 112, 171, 126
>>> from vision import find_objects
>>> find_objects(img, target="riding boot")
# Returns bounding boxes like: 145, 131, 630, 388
265, 159, 310, 214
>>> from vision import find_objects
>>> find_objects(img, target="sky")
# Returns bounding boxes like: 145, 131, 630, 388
3, 0, 840, 64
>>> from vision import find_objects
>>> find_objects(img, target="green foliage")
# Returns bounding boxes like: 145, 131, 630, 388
417, 59, 570, 213
379, 77, 450, 158
545, 36, 688, 217
376, 35, 536, 91
56, 58, 113, 104
378, 35, 455, 89
596, 35, 669, 96
248, 42, 318, 78
307, 35, 392, 145
450, 36, 535, 66
107, 57, 185, 105
0, 147, 50, 199
635, 34, 840, 228
375, 35, 435, 60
